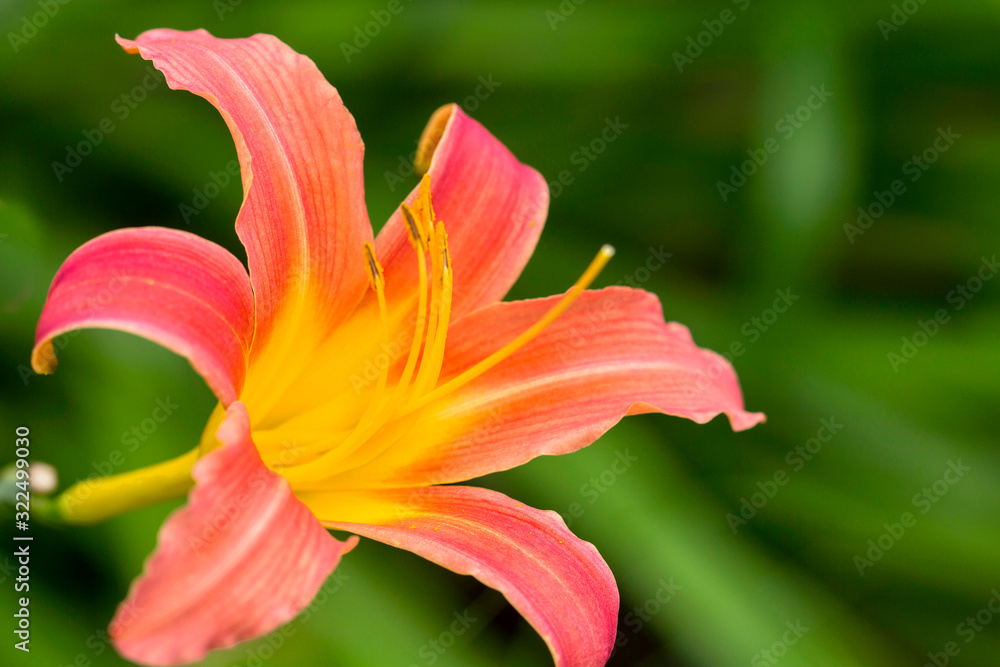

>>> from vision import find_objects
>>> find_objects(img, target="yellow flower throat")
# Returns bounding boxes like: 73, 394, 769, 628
51, 175, 614, 523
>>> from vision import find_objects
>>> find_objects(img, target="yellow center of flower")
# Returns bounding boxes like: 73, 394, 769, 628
243, 175, 614, 490
49, 176, 614, 523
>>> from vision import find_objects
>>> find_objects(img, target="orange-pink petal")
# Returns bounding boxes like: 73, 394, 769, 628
110, 402, 357, 666
312, 485, 617, 667
32, 227, 253, 405
376, 105, 548, 317
118, 29, 373, 352
340, 287, 764, 487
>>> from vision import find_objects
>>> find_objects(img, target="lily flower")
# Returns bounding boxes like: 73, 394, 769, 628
32, 29, 764, 667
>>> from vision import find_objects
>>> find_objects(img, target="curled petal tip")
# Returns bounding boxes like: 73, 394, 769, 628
115, 33, 139, 53
117, 28, 374, 347
30, 340, 56, 375
730, 409, 767, 432
415, 103, 456, 174
341, 534, 362, 554
31, 227, 254, 405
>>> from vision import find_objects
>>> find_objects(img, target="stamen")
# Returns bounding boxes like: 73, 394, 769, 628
279, 215, 437, 486
354, 243, 390, 430
422, 239, 453, 394
410, 223, 452, 398
361, 212, 433, 432
388, 231, 429, 404
363, 242, 384, 290
417, 174, 435, 220
405, 244, 615, 414
412, 175, 435, 246
300, 408, 421, 482
401, 204, 424, 251
283, 243, 613, 487
276, 175, 615, 489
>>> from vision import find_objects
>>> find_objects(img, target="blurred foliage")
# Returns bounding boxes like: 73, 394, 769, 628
1, 0, 999, 665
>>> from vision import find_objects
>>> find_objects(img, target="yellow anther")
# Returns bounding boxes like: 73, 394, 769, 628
439, 223, 451, 275
411, 231, 453, 397
352, 241, 390, 435
417, 174, 434, 219
436, 222, 450, 279
411, 175, 435, 246
400, 204, 424, 251
275, 170, 617, 490
293, 242, 613, 484
405, 244, 615, 413
362, 242, 384, 291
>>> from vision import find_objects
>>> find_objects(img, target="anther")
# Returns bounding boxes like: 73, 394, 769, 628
436, 222, 450, 278
404, 244, 615, 413
362, 242, 384, 291
401, 204, 424, 251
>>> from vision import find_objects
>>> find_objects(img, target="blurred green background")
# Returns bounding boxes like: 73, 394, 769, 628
1, 1, 998, 665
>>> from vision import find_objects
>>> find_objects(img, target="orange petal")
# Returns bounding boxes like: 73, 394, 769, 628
376, 105, 548, 318
117, 30, 373, 354
32, 227, 253, 405
304, 485, 618, 667
110, 402, 357, 666
339, 287, 764, 487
